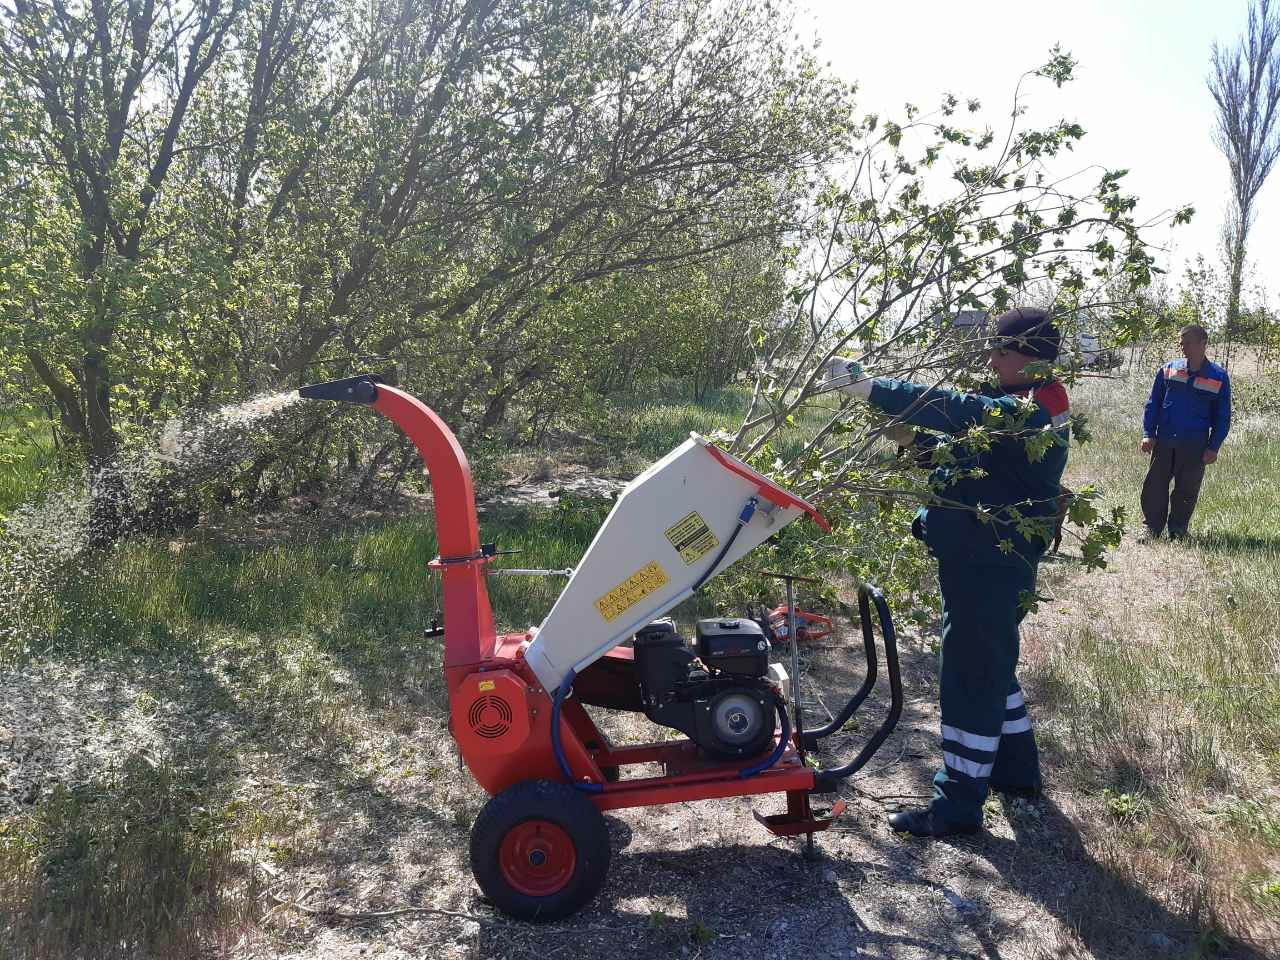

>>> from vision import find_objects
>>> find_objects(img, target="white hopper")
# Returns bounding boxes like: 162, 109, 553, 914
522, 434, 827, 693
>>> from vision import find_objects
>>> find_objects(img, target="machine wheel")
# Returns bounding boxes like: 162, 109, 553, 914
470, 779, 611, 921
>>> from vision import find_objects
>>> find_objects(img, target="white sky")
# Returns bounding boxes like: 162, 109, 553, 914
800, 0, 1276, 300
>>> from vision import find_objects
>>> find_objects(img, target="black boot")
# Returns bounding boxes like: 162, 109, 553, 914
887, 808, 980, 838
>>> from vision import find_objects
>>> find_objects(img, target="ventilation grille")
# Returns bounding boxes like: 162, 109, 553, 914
467, 695, 514, 740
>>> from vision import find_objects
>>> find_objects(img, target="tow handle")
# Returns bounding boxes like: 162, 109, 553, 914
807, 583, 904, 793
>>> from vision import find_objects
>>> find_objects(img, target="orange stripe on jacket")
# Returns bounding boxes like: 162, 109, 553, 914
1193, 376, 1222, 394
1030, 380, 1070, 418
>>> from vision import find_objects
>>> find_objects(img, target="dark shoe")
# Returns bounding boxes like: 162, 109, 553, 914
1168, 528, 1188, 541
990, 782, 1043, 800
1136, 527, 1162, 544
887, 808, 980, 838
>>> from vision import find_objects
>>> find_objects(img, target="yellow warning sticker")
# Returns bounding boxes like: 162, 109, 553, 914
664, 511, 719, 565
477, 680, 495, 691
594, 561, 670, 622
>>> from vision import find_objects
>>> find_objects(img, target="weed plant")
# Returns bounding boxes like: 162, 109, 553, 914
0, 408, 62, 518
0, 751, 269, 960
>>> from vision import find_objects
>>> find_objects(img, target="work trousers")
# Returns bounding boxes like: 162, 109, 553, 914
1141, 439, 1207, 535
929, 559, 1041, 827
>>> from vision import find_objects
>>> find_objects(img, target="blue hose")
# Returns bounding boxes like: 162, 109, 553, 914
550, 669, 603, 794
739, 694, 791, 779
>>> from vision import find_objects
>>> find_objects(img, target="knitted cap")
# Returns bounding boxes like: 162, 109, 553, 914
990, 308, 1060, 361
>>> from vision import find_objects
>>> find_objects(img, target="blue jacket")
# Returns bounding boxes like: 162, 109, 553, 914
869, 377, 1070, 567
1142, 358, 1231, 451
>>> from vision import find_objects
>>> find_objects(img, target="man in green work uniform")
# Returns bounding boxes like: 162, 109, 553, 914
823, 307, 1069, 837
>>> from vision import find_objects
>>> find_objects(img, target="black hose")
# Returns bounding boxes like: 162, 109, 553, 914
801, 587, 879, 747
692, 496, 757, 592
811, 585, 904, 791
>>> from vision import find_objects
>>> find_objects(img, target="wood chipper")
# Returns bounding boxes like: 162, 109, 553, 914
298, 375, 902, 921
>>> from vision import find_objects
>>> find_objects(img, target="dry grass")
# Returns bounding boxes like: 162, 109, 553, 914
2, 353, 1278, 958
1025, 344, 1280, 952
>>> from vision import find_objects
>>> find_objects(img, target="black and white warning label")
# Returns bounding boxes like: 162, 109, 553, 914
664, 511, 719, 565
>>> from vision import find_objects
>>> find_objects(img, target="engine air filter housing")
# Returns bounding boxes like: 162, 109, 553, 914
696, 618, 770, 677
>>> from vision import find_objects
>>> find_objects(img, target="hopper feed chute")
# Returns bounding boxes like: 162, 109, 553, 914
522, 434, 828, 692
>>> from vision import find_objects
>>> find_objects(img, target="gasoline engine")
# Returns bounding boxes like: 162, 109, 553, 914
633, 617, 783, 759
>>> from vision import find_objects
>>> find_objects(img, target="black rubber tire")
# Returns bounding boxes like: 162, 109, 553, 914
470, 779, 611, 922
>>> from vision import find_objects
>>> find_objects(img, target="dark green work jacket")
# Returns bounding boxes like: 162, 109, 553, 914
868, 377, 1070, 568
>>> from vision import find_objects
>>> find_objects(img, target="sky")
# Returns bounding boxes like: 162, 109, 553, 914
800, 0, 1276, 302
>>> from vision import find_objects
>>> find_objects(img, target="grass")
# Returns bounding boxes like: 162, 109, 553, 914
0, 407, 61, 519
0, 751, 277, 960
4, 364, 1280, 955
0, 381, 797, 959
1033, 347, 1280, 944
558, 379, 838, 480
36, 497, 631, 657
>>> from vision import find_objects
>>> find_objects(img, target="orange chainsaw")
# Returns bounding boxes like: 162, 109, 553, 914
746, 602, 834, 644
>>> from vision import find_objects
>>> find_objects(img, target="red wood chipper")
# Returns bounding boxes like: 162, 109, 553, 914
298, 375, 902, 921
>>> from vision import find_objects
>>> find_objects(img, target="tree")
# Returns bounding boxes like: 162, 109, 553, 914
726, 50, 1186, 577
1208, 0, 1280, 355
0, 0, 250, 537
1, 0, 848, 527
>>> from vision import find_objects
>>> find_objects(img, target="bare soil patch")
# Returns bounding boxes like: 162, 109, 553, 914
3, 592, 1261, 959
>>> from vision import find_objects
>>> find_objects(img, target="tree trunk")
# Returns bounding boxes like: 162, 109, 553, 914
351, 440, 397, 505
1225, 229, 1247, 372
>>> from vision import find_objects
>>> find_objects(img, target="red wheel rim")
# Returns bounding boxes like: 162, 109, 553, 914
498, 819, 577, 896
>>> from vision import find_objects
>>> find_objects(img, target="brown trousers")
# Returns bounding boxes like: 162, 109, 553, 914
1141, 439, 1207, 535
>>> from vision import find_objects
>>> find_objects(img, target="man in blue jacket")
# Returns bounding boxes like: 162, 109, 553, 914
1140, 324, 1231, 541
823, 307, 1068, 837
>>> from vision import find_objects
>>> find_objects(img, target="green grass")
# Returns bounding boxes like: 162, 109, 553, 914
597, 380, 838, 473
0, 379, 839, 957
0, 407, 61, 519
41, 500, 612, 657
0, 751, 275, 960
1035, 351, 1280, 941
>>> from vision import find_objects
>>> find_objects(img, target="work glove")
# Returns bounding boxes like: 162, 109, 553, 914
883, 423, 916, 448
820, 356, 873, 399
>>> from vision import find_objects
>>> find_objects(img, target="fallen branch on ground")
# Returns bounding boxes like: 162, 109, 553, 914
266, 890, 488, 924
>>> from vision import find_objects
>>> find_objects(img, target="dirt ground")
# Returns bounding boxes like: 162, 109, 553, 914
3, 532, 1264, 960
